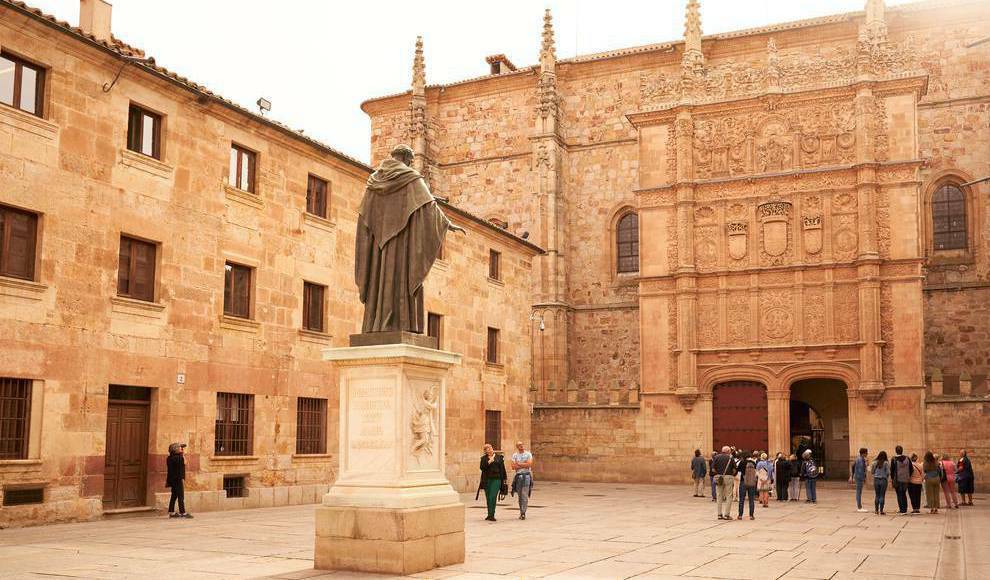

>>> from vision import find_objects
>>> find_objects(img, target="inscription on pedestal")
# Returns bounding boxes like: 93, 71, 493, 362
346, 379, 396, 475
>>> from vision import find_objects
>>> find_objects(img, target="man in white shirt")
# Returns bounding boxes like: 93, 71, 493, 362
511, 441, 534, 520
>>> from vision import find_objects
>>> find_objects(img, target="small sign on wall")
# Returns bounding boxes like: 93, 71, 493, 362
176, 373, 186, 385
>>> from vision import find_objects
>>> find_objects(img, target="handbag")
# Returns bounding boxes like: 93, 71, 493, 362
714, 454, 732, 485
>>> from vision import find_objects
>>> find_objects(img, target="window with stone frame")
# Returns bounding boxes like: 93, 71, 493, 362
228, 144, 256, 192
126, 104, 162, 159
486, 327, 500, 364
488, 249, 501, 281
0, 204, 38, 281
0, 378, 31, 460
484, 410, 501, 451
306, 174, 329, 218
427, 312, 442, 348
295, 397, 327, 455
616, 212, 639, 273
215, 393, 253, 456
932, 184, 967, 251
223, 262, 253, 319
117, 236, 157, 302
302, 281, 326, 333
0, 52, 45, 117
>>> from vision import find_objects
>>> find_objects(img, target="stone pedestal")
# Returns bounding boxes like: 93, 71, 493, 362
315, 343, 464, 575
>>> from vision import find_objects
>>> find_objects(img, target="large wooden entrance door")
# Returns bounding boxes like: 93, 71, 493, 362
712, 381, 768, 452
104, 388, 150, 509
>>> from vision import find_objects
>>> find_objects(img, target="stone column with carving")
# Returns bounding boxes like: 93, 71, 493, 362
532, 9, 570, 403
410, 36, 429, 177
315, 345, 464, 575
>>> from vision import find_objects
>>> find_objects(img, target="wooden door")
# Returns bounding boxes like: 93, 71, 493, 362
103, 402, 150, 509
712, 381, 768, 452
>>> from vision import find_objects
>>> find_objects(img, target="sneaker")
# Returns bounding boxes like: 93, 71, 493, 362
717, 515, 723, 520
180, 513, 194, 518
520, 513, 526, 520
169, 513, 180, 518
857, 508, 868, 513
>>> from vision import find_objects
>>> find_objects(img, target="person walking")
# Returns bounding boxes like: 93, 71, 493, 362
940, 452, 959, 509
871, 451, 890, 515
691, 449, 708, 497
802, 450, 819, 504
756, 453, 773, 507
908, 453, 923, 514
730, 449, 741, 503
510, 441, 533, 520
774, 452, 791, 502
477, 443, 507, 521
712, 446, 737, 520
891, 445, 912, 514
923, 451, 941, 514
166, 442, 192, 519
957, 449, 975, 506
710, 450, 718, 502
851, 447, 869, 512
737, 453, 758, 520
788, 454, 802, 501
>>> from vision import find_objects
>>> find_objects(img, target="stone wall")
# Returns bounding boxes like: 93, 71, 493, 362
925, 399, 990, 491
0, 7, 536, 527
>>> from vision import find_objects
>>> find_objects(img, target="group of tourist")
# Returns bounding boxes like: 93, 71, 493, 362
702, 446, 821, 520
849, 446, 975, 515
693, 446, 976, 521
477, 441, 533, 522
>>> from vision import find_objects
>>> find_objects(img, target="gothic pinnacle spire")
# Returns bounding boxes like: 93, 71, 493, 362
541, 8, 556, 71
684, 0, 702, 55
412, 35, 425, 97
864, 0, 887, 42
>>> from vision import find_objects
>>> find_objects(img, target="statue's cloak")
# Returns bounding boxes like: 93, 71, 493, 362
355, 159, 449, 333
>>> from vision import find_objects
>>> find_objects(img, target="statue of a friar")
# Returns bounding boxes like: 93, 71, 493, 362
354, 144, 463, 339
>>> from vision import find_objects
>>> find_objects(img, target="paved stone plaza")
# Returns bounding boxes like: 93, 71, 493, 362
0, 482, 985, 579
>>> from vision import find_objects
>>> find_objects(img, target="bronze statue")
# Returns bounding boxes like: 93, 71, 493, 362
354, 145, 463, 337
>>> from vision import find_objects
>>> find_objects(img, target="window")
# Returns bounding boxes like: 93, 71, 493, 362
616, 213, 639, 273
295, 397, 327, 455
228, 144, 256, 192
126, 104, 162, 159
215, 393, 253, 456
427, 312, 442, 347
0, 378, 31, 460
486, 327, 500, 364
0, 52, 45, 117
222, 475, 246, 498
306, 174, 328, 218
0, 205, 38, 281
117, 236, 157, 302
223, 262, 252, 319
2, 487, 43, 506
488, 249, 501, 280
484, 410, 501, 450
932, 184, 967, 251
302, 282, 326, 333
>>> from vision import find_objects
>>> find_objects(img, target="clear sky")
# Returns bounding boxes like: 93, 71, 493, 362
28, 0, 915, 163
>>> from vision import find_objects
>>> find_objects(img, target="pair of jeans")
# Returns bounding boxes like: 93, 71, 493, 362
515, 473, 531, 515
715, 476, 734, 518
168, 481, 185, 514
805, 478, 817, 502
908, 482, 922, 511
776, 478, 788, 501
894, 481, 909, 513
874, 478, 888, 512
855, 478, 865, 509
738, 486, 756, 517
483, 478, 501, 518
711, 476, 716, 499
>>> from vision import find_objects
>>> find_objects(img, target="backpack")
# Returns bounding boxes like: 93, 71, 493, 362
744, 462, 757, 487
805, 460, 819, 479
895, 457, 911, 482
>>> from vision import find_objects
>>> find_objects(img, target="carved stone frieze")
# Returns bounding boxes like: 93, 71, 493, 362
697, 294, 719, 347
803, 287, 826, 344
760, 289, 794, 342
833, 284, 859, 342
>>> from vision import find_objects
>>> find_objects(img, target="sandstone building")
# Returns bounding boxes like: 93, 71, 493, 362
363, 0, 990, 482
0, 0, 538, 527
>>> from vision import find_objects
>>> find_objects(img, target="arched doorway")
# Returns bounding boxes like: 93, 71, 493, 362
712, 381, 768, 452
790, 379, 850, 479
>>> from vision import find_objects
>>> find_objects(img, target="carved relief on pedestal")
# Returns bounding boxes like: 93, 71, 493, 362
697, 293, 719, 348
803, 287, 826, 344
410, 384, 440, 466
833, 284, 860, 342
760, 289, 794, 343
726, 292, 750, 344
758, 200, 792, 266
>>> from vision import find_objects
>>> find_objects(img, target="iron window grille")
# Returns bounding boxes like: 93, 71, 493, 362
2, 486, 43, 506
295, 397, 327, 455
215, 393, 254, 456
222, 475, 246, 498
0, 378, 31, 460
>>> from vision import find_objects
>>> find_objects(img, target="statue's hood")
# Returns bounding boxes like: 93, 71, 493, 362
366, 158, 422, 195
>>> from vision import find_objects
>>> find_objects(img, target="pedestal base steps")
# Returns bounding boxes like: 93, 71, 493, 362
314, 502, 465, 575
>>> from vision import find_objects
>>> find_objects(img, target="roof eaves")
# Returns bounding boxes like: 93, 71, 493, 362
437, 199, 544, 255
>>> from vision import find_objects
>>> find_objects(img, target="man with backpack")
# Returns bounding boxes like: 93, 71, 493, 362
737, 452, 759, 520
802, 450, 819, 504
891, 445, 913, 514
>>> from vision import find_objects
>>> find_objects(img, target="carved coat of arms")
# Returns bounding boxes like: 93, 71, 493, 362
727, 221, 748, 260
758, 201, 792, 257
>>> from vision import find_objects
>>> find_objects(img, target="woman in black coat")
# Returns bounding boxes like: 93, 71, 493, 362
166, 442, 192, 518
477, 443, 507, 521
774, 452, 791, 501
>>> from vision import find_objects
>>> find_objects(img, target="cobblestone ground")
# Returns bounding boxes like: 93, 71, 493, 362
0, 482, 985, 579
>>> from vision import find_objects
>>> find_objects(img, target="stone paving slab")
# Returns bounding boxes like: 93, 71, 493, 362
0, 482, 983, 579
